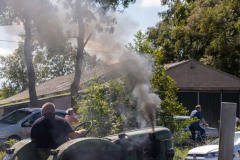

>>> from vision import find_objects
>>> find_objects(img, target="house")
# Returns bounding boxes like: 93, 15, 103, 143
0, 60, 239, 128
165, 60, 240, 127
0, 63, 123, 116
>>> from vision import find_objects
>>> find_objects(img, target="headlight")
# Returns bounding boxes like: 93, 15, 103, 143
205, 152, 218, 158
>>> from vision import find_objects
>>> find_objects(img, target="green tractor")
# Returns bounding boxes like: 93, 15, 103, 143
3, 122, 174, 160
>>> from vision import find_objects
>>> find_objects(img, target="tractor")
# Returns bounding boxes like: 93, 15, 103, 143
3, 121, 174, 160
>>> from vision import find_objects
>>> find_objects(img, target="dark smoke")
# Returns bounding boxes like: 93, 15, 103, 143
103, 51, 161, 131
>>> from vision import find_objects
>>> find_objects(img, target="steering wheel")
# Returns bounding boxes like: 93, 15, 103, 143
73, 121, 93, 137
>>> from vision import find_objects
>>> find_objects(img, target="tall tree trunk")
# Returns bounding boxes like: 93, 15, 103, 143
23, 16, 39, 108
70, 4, 85, 107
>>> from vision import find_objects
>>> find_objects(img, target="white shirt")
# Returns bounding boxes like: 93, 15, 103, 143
236, 117, 239, 127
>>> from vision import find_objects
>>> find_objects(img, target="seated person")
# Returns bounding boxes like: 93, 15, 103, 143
65, 108, 78, 127
189, 105, 208, 141
31, 102, 86, 160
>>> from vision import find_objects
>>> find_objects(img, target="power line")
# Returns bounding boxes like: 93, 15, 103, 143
0, 39, 18, 43
0, 39, 126, 54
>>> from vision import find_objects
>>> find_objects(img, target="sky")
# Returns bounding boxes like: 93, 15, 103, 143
0, 0, 166, 57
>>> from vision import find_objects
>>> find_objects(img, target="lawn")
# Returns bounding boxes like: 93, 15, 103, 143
0, 147, 5, 159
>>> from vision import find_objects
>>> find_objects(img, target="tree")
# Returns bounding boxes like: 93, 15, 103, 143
147, 0, 240, 77
34, 43, 76, 83
0, 40, 100, 98
184, 0, 240, 77
0, 43, 28, 93
0, 0, 64, 107
60, 0, 136, 107
0, 89, 4, 100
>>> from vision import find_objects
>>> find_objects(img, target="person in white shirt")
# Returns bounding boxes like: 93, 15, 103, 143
236, 117, 240, 128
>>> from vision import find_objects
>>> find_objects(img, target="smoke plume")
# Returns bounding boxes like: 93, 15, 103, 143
102, 51, 161, 131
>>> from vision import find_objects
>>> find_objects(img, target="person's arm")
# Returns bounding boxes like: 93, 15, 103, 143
67, 129, 87, 139
201, 118, 208, 126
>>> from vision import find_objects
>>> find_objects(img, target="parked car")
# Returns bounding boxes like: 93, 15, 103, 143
0, 108, 66, 146
185, 131, 240, 160
174, 116, 219, 139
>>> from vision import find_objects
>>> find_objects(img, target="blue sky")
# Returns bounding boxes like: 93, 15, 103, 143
124, 0, 166, 33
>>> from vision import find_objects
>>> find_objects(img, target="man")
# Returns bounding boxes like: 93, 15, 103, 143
31, 102, 86, 160
189, 105, 208, 141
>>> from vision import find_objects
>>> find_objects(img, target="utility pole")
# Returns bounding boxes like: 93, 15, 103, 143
218, 102, 236, 160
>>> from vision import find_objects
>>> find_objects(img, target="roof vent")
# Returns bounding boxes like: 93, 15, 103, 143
190, 63, 196, 69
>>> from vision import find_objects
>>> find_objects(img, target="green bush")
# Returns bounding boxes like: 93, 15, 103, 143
174, 146, 190, 160
75, 76, 136, 137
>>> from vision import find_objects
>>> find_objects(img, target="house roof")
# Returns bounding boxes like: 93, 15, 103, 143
165, 60, 240, 91
1, 59, 239, 106
0, 63, 123, 106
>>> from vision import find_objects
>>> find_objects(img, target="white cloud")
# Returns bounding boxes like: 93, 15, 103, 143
0, 48, 13, 57
140, 0, 162, 8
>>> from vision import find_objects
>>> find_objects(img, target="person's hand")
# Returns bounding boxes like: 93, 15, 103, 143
205, 123, 209, 127
76, 129, 87, 137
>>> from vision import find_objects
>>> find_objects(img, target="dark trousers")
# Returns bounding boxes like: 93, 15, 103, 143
189, 124, 206, 141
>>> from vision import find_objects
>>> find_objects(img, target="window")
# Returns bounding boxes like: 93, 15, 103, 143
0, 110, 32, 124
56, 112, 66, 118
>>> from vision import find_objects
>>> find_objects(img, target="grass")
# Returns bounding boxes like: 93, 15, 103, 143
174, 146, 190, 160
0, 147, 5, 159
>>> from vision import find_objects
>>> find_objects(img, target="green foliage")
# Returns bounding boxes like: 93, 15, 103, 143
0, 82, 17, 99
148, 0, 240, 77
0, 90, 3, 100
0, 0, 67, 107
152, 68, 189, 133
75, 76, 136, 137
0, 43, 28, 93
0, 40, 100, 98
174, 146, 191, 160
5, 138, 18, 148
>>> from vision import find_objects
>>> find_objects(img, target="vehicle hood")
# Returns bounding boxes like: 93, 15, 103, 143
188, 145, 218, 154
